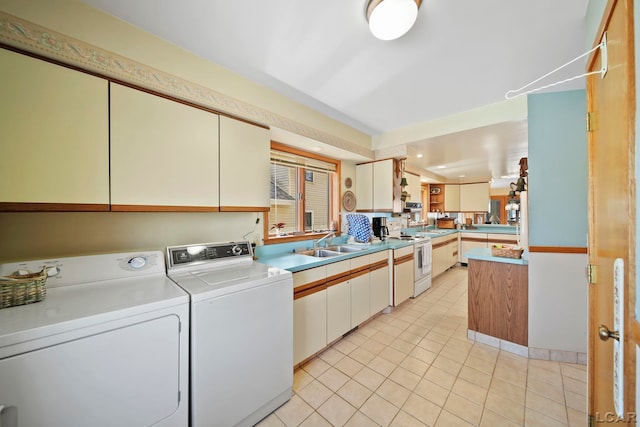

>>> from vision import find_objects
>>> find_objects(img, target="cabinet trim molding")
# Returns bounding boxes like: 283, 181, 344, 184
294, 282, 327, 300
111, 204, 220, 212
529, 246, 587, 254
394, 254, 414, 265
369, 260, 389, 271
0, 202, 110, 212
220, 206, 269, 212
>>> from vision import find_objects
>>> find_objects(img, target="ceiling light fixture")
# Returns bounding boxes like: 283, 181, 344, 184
366, 0, 422, 41
417, 153, 423, 158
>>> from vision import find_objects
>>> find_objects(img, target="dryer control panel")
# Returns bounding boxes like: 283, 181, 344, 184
166, 242, 253, 268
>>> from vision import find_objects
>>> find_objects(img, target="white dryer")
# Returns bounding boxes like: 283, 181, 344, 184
166, 241, 293, 427
0, 251, 189, 427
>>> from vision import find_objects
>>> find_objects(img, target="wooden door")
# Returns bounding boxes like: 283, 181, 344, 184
587, 0, 636, 423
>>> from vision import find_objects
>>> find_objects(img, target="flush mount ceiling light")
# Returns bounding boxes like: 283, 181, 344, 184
366, 0, 422, 41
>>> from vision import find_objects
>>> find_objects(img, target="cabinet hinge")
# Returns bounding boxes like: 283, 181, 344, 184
587, 264, 597, 285
587, 111, 596, 132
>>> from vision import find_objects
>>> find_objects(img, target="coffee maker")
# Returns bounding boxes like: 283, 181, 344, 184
372, 217, 389, 240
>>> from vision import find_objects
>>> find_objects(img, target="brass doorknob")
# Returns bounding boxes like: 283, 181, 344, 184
598, 324, 620, 342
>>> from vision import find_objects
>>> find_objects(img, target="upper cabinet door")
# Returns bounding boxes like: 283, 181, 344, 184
460, 183, 490, 212
355, 163, 373, 211
444, 184, 460, 212
406, 173, 422, 203
219, 116, 270, 211
110, 83, 220, 210
373, 159, 395, 211
0, 49, 109, 210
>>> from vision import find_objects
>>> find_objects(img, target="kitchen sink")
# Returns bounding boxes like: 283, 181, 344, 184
326, 245, 369, 253
299, 249, 342, 258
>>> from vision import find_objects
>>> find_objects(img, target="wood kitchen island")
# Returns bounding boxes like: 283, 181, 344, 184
466, 248, 528, 347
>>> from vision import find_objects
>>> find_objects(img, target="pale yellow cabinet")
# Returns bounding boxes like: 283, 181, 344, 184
356, 159, 400, 212
0, 49, 109, 209
444, 184, 460, 212
110, 83, 220, 210
459, 183, 490, 212
355, 162, 373, 211
369, 250, 390, 314
350, 255, 371, 328
219, 116, 270, 211
406, 172, 422, 203
293, 266, 327, 365
432, 234, 458, 277
326, 260, 351, 343
459, 233, 487, 263
393, 246, 414, 306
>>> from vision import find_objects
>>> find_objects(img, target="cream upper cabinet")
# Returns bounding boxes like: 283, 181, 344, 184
355, 163, 373, 211
110, 83, 219, 209
219, 116, 270, 211
373, 159, 395, 211
459, 183, 490, 212
444, 184, 460, 212
406, 172, 422, 203
0, 49, 109, 208
356, 159, 400, 212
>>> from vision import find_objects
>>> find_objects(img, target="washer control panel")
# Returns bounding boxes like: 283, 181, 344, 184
167, 242, 253, 268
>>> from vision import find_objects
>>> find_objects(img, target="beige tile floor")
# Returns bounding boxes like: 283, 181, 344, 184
258, 266, 588, 427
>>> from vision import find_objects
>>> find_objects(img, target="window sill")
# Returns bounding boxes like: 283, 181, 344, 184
263, 231, 340, 245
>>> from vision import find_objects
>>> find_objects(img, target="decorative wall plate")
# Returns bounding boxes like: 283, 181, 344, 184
345, 177, 353, 189
342, 191, 356, 211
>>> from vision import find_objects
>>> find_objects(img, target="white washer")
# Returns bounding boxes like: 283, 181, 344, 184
0, 251, 189, 427
166, 241, 293, 427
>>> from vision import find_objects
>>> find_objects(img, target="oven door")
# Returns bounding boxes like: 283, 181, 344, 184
413, 241, 432, 297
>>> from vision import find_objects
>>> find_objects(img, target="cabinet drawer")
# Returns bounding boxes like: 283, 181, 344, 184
350, 254, 370, 271
369, 250, 389, 264
293, 266, 327, 288
394, 245, 414, 258
326, 260, 351, 278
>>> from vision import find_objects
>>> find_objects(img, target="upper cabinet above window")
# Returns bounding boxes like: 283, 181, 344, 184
0, 48, 110, 211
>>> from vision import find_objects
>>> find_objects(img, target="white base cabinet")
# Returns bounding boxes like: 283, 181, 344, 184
293, 250, 391, 365
293, 266, 327, 365
369, 251, 391, 314
432, 234, 459, 277
393, 246, 414, 306
326, 280, 350, 343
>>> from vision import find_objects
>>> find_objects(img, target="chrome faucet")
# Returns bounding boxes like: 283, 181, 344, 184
313, 231, 336, 248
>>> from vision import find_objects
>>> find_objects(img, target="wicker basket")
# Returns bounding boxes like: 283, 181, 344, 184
490, 245, 524, 259
0, 267, 47, 309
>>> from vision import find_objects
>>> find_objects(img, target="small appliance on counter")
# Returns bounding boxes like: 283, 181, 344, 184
372, 217, 389, 241
436, 217, 456, 229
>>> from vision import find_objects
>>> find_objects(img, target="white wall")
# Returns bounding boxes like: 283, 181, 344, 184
528, 252, 588, 352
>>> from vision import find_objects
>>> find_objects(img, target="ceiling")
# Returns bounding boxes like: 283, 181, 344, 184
82, 0, 589, 186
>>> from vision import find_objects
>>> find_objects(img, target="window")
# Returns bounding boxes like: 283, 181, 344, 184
266, 142, 340, 242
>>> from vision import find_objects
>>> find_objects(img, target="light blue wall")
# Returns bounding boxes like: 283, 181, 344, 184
528, 90, 588, 247
586, 1, 607, 50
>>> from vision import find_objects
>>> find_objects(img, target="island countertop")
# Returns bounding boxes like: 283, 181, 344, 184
465, 247, 528, 265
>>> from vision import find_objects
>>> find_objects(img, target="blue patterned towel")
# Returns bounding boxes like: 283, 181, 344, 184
346, 214, 372, 243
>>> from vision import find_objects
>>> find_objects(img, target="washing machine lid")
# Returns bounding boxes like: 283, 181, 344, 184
0, 252, 189, 352
169, 262, 292, 302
